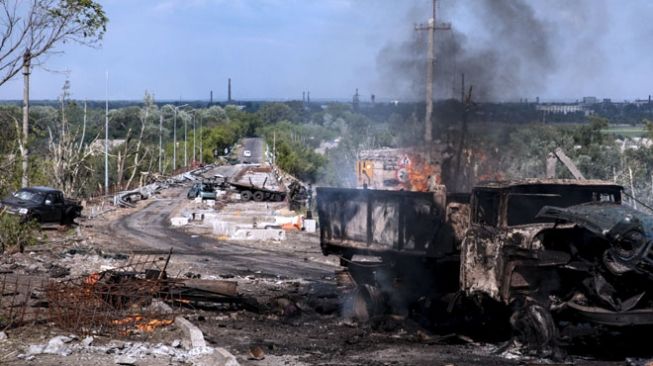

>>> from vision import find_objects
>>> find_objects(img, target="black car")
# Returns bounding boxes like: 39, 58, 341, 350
1, 187, 82, 224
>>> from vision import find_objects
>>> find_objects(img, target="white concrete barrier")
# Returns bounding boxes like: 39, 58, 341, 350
304, 219, 316, 233
171, 217, 190, 227
231, 228, 286, 241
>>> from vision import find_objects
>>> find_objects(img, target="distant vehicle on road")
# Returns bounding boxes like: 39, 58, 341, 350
243, 150, 252, 157
187, 182, 218, 200
1, 187, 82, 225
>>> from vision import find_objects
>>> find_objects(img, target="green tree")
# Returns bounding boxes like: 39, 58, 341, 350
257, 103, 297, 125
0, 0, 108, 85
0, 212, 40, 253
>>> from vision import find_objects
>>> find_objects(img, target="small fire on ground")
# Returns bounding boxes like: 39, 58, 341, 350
111, 315, 174, 333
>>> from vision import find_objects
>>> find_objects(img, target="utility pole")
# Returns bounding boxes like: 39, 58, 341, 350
199, 115, 203, 164
415, 0, 451, 143
461, 73, 465, 103
173, 107, 177, 171
159, 114, 163, 173
104, 71, 109, 195
184, 111, 188, 168
21, 51, 31, 188
273, 130, 276, 165
192, 113, 196, 164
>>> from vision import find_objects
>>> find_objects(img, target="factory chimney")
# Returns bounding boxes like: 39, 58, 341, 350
353, 88, 360, 111
228, 78, 232, 103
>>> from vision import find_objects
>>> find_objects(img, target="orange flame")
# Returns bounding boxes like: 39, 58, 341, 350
111, 315, 173, 333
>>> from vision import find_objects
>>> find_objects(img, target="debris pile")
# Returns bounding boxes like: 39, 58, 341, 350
1, 249, 243, 342
45, 258, 178, 337
113, 165, 214, 208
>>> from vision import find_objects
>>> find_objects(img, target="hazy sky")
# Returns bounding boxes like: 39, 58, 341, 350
0, 0, 651, 101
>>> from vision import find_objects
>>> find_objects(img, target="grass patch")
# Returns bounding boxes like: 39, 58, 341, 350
603, 125, 647, 138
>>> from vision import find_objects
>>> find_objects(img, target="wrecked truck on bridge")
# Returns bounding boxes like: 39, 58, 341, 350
317, 179, 653, 349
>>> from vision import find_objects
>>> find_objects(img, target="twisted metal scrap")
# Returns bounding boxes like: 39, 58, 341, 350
0, 274, 47, 330
45, 256, 179, 337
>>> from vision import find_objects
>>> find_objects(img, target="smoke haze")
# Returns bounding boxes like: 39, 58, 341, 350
377, 0, 608, 101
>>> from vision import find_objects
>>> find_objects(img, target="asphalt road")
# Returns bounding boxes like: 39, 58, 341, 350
239, 137, 264, 164
107, 182, 330, 280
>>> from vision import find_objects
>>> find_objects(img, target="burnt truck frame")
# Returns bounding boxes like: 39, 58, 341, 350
317, 179, 653, 349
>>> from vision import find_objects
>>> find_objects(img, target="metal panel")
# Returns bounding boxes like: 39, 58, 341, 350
317, 187, 445, 256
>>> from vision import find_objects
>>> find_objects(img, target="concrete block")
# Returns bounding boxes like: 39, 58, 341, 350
175, 316, 207, 349
191, 347, 240, 366
171, 217, 189, 227
275, 216, 300, 226
231, 228, 285, 241
212, 221, 234, 236
304, 219, 316, 233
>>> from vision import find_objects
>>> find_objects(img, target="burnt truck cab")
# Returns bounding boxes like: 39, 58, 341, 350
318, 179, 653, 349
462, 179, 653, 330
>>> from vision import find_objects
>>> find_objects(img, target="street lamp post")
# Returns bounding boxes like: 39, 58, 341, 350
158, 114, 163, 173
184, 111, 188, 168
192, 113, 196, 164
173, 107, 178, 170
199, 115, 203, 164
161, 104, 188, 172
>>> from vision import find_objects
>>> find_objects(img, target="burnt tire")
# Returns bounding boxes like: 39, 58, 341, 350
510, 299, 561, 357
240, 190, 253, 201
61, 208, 77, 225
253, 191, 265, 202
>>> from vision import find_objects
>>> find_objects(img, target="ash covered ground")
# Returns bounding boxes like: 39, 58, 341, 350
0, 163, 642, 366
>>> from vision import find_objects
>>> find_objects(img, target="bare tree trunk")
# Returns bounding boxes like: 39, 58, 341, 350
116, 129, 132, 190
20, 51, 30, 187
78, 100, 86, 153
125, 110, 147, 189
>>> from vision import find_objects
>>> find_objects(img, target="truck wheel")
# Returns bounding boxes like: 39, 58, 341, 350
510, 298, 560, 357
61, 209, 73, 225
253, 191, 264, 202
241, 190, 253, 201
28, 215, 41, 225
347, 284, 384, 322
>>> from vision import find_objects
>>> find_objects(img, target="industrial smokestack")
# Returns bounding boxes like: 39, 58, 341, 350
307, 91, 310, 103
303, 91, 306, 103
353, 88, 360, 111
228, 78, 232, 102
210, 90, 213, 105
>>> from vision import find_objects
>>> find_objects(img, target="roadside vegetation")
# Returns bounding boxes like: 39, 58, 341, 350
3, 90, 653, 206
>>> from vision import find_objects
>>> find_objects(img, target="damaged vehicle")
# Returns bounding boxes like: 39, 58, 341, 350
1, 186, 82, 225
317, 179, 653, 351
187, 182, 221, 200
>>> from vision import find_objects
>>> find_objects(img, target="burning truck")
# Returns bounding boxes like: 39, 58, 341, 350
317, 178, 653, 352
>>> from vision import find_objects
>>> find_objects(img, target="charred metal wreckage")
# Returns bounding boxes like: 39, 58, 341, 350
317, 179, 653, 353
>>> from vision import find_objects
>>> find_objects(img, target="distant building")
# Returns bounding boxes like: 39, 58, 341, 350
536, 103, 590, 115
582, 96, 598, 105
616, 137, 653, 152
